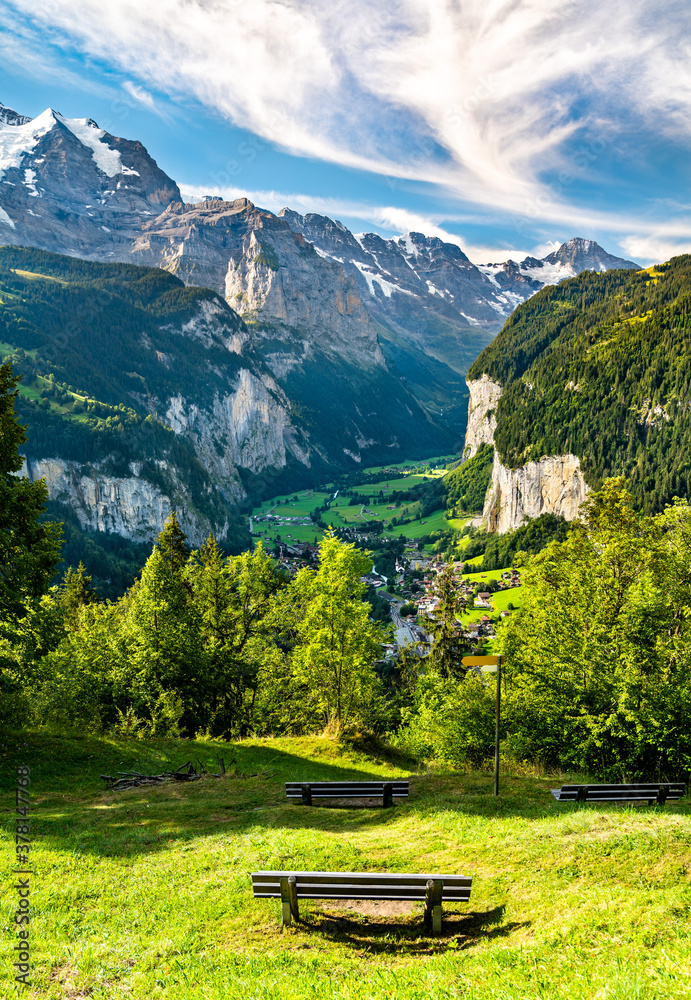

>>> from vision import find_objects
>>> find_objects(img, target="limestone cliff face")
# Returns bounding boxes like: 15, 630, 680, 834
176, 296, 250, 354
20, 457, 223, 545
464, 375, 503, 459
482, 451, 589, 533
20, 366, 312, 543
164, 368, 310, 487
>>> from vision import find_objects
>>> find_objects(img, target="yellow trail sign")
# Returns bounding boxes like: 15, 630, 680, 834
461, 655, 503, 666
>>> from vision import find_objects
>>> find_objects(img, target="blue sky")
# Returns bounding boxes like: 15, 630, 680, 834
1, 0, 690, 265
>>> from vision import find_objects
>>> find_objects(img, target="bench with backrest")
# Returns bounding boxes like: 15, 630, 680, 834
551, 783, 686, 805
285, 780, 409, 808
251, 870, 472, 933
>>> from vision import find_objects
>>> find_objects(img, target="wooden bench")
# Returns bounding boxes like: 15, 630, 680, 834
285, 780, 409, 808
551, 783, 686, 805
251, 870, 472, 933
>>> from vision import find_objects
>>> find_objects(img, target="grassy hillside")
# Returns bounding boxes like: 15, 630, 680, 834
1, 732, 689, 999
468, 256, 691, 512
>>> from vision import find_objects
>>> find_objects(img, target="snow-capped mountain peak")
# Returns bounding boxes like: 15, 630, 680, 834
0, 98, 181, 255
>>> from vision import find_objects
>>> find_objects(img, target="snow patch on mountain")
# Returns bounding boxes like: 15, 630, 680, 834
59, 116, 123, 177
0, 108, 56, 180
313, 245, 344, 264
23, 169, 38, 197
351, 259, 416, 299
0, 105, 135, 182
0, 205, 15, 228
397, 233, 420, 259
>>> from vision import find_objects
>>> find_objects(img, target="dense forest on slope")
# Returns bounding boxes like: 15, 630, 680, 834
415, 445, 494, 518
462, 513, 571, 570
0, 247, 256, 560
468, 256, 691, 512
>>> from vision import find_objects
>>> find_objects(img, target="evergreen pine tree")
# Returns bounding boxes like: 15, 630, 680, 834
57, 562, 97, 626
425, 565, 472, 678
0, 362, 63, 616
156, 511, 190, 577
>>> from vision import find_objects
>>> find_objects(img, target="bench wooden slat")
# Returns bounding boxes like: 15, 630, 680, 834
251, 870, 472, 932
253, 890, 472, 901
286, 780, 409, 808
551, 782, 685, 803
286, 792, 409, 799
558, 784, 685, 792
253, 870, 470, 884
286, 782, 408, 792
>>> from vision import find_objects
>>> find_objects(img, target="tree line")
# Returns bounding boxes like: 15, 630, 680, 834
3, 355, 691, 778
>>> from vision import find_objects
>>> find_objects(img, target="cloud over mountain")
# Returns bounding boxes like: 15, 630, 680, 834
2, 0, 691, 254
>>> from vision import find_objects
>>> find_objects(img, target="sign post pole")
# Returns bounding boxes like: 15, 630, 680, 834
494, 656, 501, 797
461, 654, 504, 796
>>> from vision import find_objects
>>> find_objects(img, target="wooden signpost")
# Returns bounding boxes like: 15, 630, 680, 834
461, 655, 503, 796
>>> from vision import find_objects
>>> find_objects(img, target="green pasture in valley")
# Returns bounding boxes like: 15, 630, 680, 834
251, 457, 473, 550
2, 732, 690, 999
261, 524, 323, 545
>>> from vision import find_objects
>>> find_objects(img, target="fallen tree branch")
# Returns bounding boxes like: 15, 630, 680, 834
100, 759, 278, 790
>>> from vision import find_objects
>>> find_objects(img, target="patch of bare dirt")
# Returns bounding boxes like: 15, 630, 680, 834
310, 797, 397, 809
321, 900, 418, 916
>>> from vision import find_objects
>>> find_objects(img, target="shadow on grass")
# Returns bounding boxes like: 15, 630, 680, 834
2, 746, 603, 860
300, 904, 525, 955
0, 734, 414, 796
7, 733, 685, 862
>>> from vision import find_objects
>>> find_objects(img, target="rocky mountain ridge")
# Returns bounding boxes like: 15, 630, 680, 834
0, 100, 647, 550
1, 101, 639, 379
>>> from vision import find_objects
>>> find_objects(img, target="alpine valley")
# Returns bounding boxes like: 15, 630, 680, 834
0, 100, 646, 583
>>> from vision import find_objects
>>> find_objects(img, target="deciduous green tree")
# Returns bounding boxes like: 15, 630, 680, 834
289, 533, 388, 731
499, 478, 691, 776
185, 537, 282, 735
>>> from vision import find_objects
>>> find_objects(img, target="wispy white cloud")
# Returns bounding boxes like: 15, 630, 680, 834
121, 81, 171, 122
0, 3, 117, 100
620, 234, 691, 265
2, 0, 690, 244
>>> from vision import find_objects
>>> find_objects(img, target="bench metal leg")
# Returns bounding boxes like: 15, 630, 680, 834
383, 782, 393, 808
301, 784, 312, 806
280, 876, 300, 926
424, 879, 443, 934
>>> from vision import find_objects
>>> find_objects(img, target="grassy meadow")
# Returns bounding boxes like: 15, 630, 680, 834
249, 461, 457, 549
2, 733, 690, 999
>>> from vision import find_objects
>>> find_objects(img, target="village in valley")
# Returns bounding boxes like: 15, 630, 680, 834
249, 456, 523, 659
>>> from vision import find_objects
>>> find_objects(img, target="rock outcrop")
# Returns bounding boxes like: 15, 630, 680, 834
21, 457, 219, 545
463, 375, 503, 459
481, 451, 589, 533
164, 368, 309, 487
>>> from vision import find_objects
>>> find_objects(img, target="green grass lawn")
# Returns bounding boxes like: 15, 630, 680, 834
463, 567, 510, 583
460, 568, 525, 625
2, 732, 690, 999
356, 456, 455, 475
